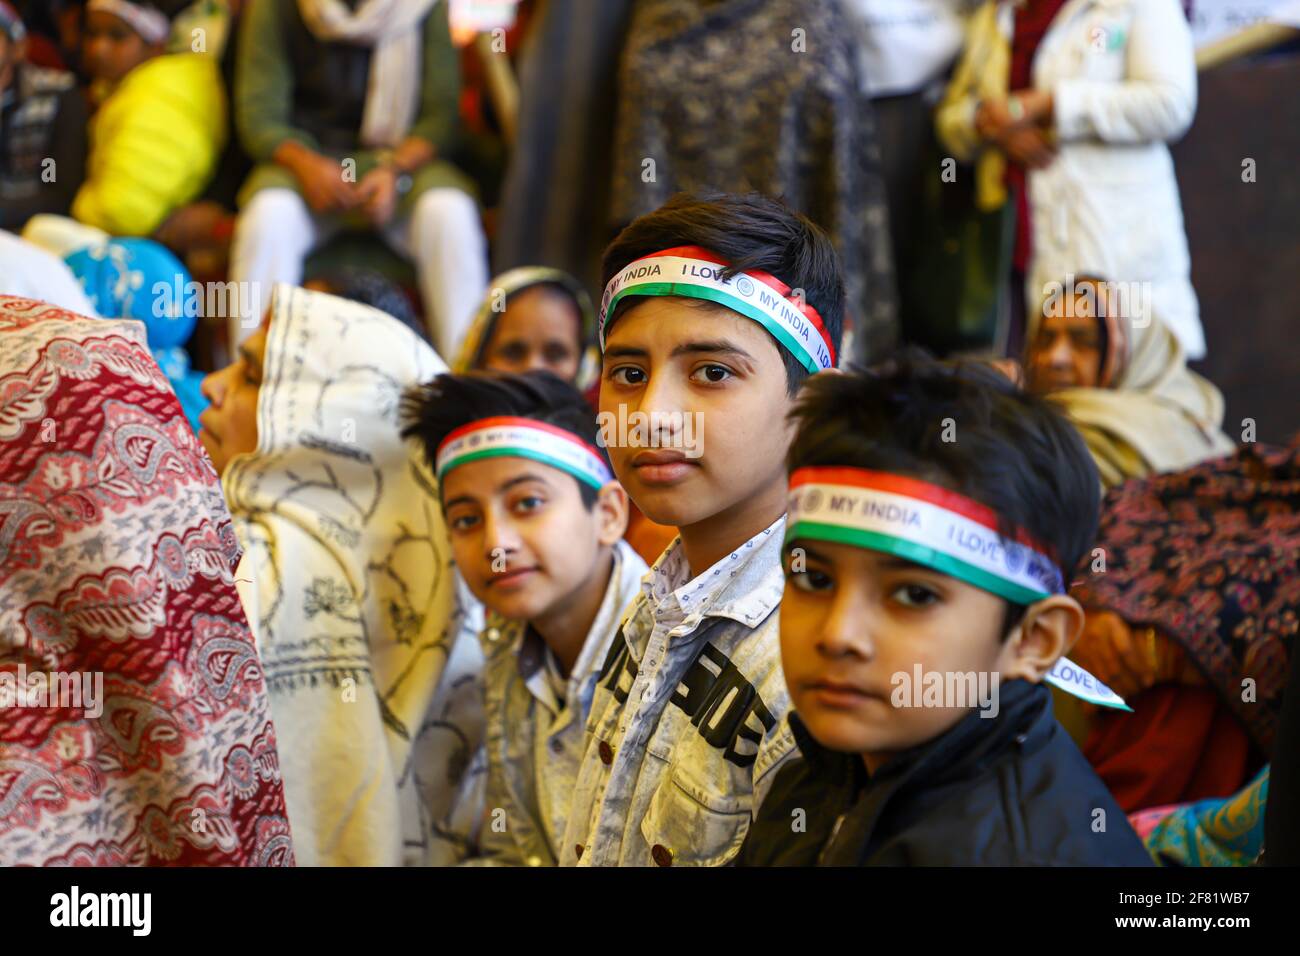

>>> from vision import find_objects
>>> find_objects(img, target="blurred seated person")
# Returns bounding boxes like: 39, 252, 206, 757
1067, 441, 1295, 814
78, 0, 224, 235
12, 0, 85, 74
454, 267, 597, 385
0, 2, 88, 233
152, 0, 251, 279
196, 283, 485, 865
64, 236, 208, 430
227, 0, 487, 358
1024, 274, 1234, 488
19, 0, 225, 259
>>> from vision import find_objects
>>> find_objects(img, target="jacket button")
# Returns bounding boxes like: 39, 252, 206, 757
598, 741, 614, 765
574, 844, 584, 860
651, 844, 673, 867
486, 627, 501, 643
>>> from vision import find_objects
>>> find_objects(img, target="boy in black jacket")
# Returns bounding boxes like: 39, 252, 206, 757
737, 355, 1152, 866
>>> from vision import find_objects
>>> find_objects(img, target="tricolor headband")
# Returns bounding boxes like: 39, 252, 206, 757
599, 245, 835, 373
435, 416, 613, 490
87, 0, 170, 45
785, 466, 1130, 711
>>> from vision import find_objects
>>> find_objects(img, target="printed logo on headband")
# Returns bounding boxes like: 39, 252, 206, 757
599, 246, 835, 373
436, 416, 613, 490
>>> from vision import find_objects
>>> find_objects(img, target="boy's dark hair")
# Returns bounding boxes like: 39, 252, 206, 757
787, 351, 1101, 635
400, 370, 608, 508
331, 268, 427, 343
601, 192, 845, 395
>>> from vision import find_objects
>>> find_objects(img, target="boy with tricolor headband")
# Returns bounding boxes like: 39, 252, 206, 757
401, 370, 648, 866
560, 192, 844, 867
737, 354, 1152, 866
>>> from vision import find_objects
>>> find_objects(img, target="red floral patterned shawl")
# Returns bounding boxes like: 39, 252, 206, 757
0, 295, 294, 866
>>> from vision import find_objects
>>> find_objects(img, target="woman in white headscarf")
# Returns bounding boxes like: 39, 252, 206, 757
1025, 274, 1234, 488
197, 282, 485, 865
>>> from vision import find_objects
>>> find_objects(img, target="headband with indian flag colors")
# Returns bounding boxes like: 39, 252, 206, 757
599, 245, 836, 373
87, 0, 170, 44
435, 416, 613, 490
785, 466, 1131, 711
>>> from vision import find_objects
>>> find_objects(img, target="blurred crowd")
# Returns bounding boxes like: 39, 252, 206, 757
0, 0, 1296, 871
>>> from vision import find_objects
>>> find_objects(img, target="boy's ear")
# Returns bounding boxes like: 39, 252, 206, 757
593, 481, 630, 546
998, 595, 1085, 683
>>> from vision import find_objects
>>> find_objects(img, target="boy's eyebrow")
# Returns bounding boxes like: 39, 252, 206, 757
670, 340, 755, 361
442, 471, 552, 510
603, 344, 648, 359
877, 555, 939, 574
790, 543, 833, 565
497, 472, 552, 493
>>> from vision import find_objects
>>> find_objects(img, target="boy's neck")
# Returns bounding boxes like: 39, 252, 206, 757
529, 550, 616, 679
678, 477, 788, 579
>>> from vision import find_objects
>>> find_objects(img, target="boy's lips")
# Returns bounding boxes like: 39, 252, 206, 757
488, 566, 539, 591
630, 449, 698, 485
804, 678, 876, 709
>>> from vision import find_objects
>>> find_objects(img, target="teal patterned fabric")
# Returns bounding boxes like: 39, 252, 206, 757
1146, 768, 1269, 867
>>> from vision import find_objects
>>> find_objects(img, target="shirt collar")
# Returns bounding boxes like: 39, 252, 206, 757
517, 539, 645, 710
642, 514, 787, 631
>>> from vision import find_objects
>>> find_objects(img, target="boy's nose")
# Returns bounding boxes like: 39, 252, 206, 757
820, 592, 874, 659
481, 510, 522, 557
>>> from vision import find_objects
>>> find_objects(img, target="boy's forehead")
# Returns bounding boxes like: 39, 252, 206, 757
789, 538, 931, 574
440, 454, 567, 499
604, 296, 781, 359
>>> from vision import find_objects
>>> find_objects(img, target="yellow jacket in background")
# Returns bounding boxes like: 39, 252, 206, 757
73, 53, 226, 237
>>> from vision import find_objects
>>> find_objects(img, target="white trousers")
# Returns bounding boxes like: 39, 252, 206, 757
228, 187, 488, 359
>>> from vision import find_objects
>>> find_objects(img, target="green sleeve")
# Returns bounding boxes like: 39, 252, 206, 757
409, 4, 461, 153
235, 0, 320, 163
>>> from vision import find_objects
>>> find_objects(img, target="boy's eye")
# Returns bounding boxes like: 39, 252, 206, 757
608, 366, 647, 386
690, 364, 733, 384
448, 513, 480, 533
512, 495, 545, 514
789, 568, 833, 593
892, 584, 939, 608
544, 343, 574, 364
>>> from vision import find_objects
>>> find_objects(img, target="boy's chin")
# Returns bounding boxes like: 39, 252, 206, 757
797, 704, 913, 757
627, 487, 717, 529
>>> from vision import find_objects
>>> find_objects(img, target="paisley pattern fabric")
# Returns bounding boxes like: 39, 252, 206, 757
222, 284, 485, 866
1071, 443, 1299, 753
0, 295, 293, 866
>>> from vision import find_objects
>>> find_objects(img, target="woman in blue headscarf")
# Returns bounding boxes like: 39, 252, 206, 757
64, 235, 208, 429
